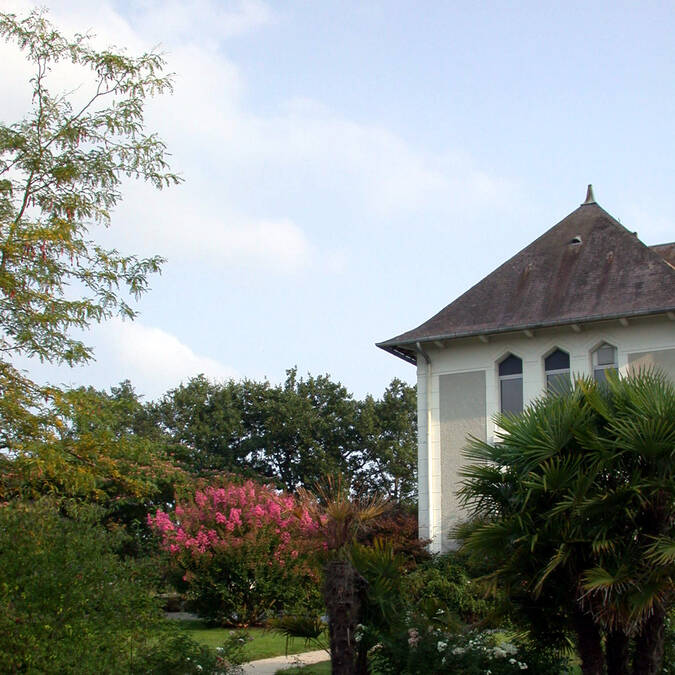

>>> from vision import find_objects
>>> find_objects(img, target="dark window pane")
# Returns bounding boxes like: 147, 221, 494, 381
499, 354, 523, 376
545, 349, 570, 372
547, 372, 571, 394
596, 344, 616, 366
501, 377, 523, 414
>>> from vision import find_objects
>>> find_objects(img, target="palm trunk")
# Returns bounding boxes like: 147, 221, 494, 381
632, 605, 666, 675
323, 560, 365, 675
606, 629, 630, 675
573, 609, 604, 675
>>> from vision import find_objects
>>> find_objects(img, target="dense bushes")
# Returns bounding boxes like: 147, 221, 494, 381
402, 550, 497, 626
0, 499, 237, 674
369, 625, 568, 674
347, 547, 571, 674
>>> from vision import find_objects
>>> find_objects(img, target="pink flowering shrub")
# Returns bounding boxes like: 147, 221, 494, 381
148, 479, 322, 625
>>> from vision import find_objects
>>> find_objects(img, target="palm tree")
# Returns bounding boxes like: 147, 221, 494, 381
577, 371, 675, 675
299, 475, 390, 675
457, 370, 675, 675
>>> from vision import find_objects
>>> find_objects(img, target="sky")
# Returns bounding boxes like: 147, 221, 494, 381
3, 0, 675, 401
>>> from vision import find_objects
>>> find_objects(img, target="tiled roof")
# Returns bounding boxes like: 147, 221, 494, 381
378, 197, 675, 363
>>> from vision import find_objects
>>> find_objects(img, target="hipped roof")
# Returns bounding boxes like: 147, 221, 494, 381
378, 196, 675, 364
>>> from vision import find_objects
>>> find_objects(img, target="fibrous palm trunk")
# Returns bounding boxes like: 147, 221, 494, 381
632, 605, 665, 675
573, 609, 605, 675
606, 629, 630, 675
324, 560, 366, 675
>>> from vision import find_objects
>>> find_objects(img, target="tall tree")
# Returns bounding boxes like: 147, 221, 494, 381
0, 9, 179, 446
151, 375, 246, 472
355, 378, 417, 504
241, 369, 362, 490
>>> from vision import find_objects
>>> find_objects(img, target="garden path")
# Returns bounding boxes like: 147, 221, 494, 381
241, 649, 329, 674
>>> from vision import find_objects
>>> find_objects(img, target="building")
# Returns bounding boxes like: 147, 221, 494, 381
377, 186, 675, 553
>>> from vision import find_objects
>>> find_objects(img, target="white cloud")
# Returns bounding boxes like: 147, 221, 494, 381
128, 0, 273, 44
3, 0, 515, 280
105, 319, 237, 393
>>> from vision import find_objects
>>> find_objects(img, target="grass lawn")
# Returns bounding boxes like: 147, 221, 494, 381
175, 619, 325, 661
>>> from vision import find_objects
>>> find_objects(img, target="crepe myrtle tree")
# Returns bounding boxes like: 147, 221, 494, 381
0, 9, 180, 443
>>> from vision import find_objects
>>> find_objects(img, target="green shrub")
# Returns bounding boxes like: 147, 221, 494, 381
370, 625, 570, 674
0, 499, 238, 674
403, 550, 498, 626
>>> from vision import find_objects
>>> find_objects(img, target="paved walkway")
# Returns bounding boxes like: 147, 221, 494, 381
241, 649, 329, 674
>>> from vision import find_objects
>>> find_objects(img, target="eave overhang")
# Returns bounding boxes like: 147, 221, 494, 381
376, 306, 675, 366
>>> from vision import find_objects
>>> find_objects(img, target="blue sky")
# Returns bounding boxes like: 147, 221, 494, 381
4, 0, 675, 400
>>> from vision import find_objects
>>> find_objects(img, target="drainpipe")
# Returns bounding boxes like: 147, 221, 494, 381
416, 341, 435, 551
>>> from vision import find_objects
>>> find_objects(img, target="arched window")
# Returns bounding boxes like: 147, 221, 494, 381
499, 354, 523, 414
545, 348, 571, 394
593, 343, 617, 383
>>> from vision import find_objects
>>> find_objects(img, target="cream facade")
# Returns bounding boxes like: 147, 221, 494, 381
415, 315, 675, 553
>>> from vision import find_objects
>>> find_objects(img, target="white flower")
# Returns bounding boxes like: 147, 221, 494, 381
452, 646, 466, 655
519, 663, 528, 670
509, 658, 517, 664
492, 647, 507, 658
437, 641, 447, 652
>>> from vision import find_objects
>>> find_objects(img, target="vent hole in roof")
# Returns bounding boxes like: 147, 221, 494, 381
569, 235, 583, 245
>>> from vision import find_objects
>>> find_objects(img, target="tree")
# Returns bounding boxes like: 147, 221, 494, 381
151, 375, 247, 473
457, 371, 675, 675
300, 476, 390, 675
241, 369, 363, 490
149, 477, 322, 625
0, 9, 179, 444
355, 379, 417, 504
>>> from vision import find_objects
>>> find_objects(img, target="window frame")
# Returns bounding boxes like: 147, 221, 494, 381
544, 348, 571, 394
498, 353, 523, 415
592, 342, 618, 383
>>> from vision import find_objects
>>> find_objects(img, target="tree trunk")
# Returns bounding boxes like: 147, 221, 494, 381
355, 642, 369, 675
632, 605, 666, 675
606, 629, 630, 675
573, 609, 605, 675
323, 560, 366, 675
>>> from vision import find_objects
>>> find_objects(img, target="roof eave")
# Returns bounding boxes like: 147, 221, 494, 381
379, 306, 675, 352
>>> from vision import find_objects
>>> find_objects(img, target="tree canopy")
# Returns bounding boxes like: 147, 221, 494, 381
0, 9, 179, 450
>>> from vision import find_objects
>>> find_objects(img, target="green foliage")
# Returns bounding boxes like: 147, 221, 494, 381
0, 9, 178, 371
181, 556, 321, 627
0, 499, 175, 672
369, 625, 570, 675
0, 498, 242, 673
132, 625, 246, 675
403, 551, 499, 627
354, 378, 417, 503
457, 370, 675, 671
152, 370, 417, 497
0, 382, 185, 556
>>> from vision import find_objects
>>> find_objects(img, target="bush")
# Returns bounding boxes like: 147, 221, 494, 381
370, 625, 570, 674
403, 551, 499, 626
356, 504, 430, 569
149, 478, 322, 625
131, 625, 247, 674
0, 499, 237, 674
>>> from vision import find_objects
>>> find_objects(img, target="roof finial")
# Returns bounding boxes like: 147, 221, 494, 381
582, 184, 596, 205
